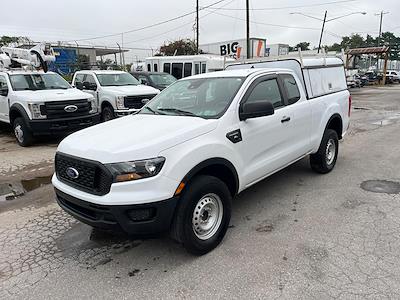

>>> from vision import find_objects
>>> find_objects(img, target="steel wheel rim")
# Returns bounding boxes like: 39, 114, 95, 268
14, 125, 24, 143
192, 193, 223, 240
326, 138, 336, 165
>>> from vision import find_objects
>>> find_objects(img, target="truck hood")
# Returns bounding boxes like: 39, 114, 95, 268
101, 85, 159, 96
57, 114, 218, 163
13, 88, 92, 102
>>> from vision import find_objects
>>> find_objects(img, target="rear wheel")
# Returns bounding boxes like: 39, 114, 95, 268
310, 129, 339, 174
13, 117, 34, 147
171, 175, 232, 255
101, 106, 115, 122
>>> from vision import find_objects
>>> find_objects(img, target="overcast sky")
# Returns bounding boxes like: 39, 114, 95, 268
1, 0, 399, 62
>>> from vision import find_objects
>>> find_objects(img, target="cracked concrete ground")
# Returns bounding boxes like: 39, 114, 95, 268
0, 85, 400, 299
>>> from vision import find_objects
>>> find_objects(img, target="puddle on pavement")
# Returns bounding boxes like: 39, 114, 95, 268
0, 175, 52, 202
360, 180, 400, 194
371, 113, 400, 126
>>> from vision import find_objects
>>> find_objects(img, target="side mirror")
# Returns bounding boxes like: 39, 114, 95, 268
0, 88, 8, 97
140, 79, 148, 85
75, 82, 83, 90
83, 82, 97, 91
240, 101, 274, 121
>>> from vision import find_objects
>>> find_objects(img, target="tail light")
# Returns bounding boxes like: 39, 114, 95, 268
348, 95, 352, 117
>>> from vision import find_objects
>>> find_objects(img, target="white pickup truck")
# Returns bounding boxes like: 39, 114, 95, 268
0, 44, 99, 146
53, 56, 350, 255
72, 70, 160, 122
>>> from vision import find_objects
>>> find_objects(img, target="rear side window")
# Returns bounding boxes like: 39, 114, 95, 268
246, 79, 284, 108
184, 63, 192, 77
172, 63, 183, 79
281, 75, 300, 105
163, 63, 171, 74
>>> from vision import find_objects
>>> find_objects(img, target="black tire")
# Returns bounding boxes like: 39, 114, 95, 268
310, 129, 339, 174
101, 105, 115, 122
171, 175, 232, 255
13, 117, 34, 147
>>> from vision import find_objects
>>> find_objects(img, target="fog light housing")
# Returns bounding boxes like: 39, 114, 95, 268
127, 208, 156, 222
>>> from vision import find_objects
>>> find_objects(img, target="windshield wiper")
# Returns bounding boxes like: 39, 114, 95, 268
143, 106, 165, 115
158, 108, 200, 118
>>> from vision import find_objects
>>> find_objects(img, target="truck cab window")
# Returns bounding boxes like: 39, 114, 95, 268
0, 75, 7, 89
246, 79, 283, 108
172, 63, 183, 79
281, 75, 300, 105
163, 63, 171, 74
74, 74, 85, 89
184, 63, 192, 77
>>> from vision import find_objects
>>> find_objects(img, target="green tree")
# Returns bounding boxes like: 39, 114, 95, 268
0, 36, 32, 47
75, 54, 91, 70
157, 39, 199, 56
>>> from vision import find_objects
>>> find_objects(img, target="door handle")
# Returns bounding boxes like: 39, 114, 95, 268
281, 116, 291, 123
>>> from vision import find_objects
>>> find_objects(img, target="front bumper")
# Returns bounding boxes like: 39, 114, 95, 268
29, 113, 100, 135
55, 188, 179, 236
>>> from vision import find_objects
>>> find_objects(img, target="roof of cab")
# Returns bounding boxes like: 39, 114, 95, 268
75, 70, 127, 75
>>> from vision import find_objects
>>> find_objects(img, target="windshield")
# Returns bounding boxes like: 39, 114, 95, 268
10, 74, 71, 91
149, 74, 177, 87
139, 77, 244, 119
96, 73, 139, 86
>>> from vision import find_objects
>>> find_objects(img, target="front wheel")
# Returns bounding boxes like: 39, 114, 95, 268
310, 129, 339, 174
171, 175, 232, 255
101, 106, 115, 122
13, 117, 34, 147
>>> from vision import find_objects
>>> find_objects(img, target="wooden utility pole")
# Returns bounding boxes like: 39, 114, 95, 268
376, 11, 389, 46
196, 0, 199, 54
246, 0, 250, 58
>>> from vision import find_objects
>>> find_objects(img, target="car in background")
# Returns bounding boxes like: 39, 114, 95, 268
386, 70, 400, 83
73, 70, 160, 122
131, 72, 177, 90
354, 74, 368, 86
346, 75, 361, 88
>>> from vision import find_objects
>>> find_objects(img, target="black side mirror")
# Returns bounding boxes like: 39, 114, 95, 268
240, 101, 274, 121
0, 88, 8, 97
75, 82, 83, 90
83, 81, 97, 91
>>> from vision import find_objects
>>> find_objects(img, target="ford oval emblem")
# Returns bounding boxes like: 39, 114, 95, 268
66, 167, 79, 179
64, 105, 78, 113
141, 98, 150, 104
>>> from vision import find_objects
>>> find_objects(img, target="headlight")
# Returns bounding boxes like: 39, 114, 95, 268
28, 103, 46, 119
106, 157, 165, 183
116, 96, 126, 110
88, 97, 97, 113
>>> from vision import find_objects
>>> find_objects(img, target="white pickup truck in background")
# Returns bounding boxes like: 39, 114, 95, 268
72, 70, 160, 122
53, 56, 350, 255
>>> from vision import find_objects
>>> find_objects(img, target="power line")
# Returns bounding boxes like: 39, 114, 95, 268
208, 0, 358, 11
67, 0, 228, 43
204, 9, 322, 31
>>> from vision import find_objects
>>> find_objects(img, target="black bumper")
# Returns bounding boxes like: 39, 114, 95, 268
55, 188, 179, 237
29, 114, 100, 136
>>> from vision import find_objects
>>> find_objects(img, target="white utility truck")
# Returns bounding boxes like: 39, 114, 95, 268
72, 70, 160, 122
53, 55, 350, 255
144, 55, 235, 80
0, 44, 99, 146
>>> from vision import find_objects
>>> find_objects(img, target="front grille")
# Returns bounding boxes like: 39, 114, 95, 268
45, 99, 91, 119
55, 153, 113, 195
124, 94, 157, 109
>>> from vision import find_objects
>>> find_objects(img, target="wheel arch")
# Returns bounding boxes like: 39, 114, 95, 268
9, 103, 31, 127
325, 113, 343, 140
180, 158, 239, 197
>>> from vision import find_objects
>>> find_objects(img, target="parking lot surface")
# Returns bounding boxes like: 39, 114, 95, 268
1, 86, 400, 299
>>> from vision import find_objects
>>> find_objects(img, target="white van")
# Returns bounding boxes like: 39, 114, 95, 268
144, 55, 235, 80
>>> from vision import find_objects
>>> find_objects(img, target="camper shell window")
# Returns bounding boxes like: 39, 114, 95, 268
163, 63, 171, 74
184, 63, 192, 77
172, 63, 183, 79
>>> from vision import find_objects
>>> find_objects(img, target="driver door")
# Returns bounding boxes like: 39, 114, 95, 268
0, 75, 10, 122
238, 75, 292, 187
